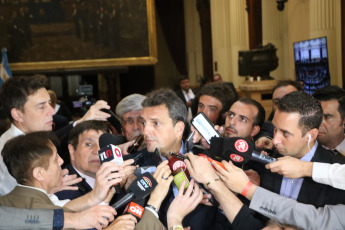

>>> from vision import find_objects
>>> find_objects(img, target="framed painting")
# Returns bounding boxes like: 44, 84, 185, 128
0, 0, 157, 72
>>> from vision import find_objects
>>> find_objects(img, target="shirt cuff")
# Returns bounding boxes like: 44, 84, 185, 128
53, 209, 64, 230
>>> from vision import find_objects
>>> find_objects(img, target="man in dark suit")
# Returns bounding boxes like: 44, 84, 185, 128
260, 91, 345, 207
140, 88, 218, 230
55, 120, 135, 200
175, 76, 195, 122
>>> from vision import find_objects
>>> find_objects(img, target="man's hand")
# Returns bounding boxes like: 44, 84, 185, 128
244, 169, 260, 186
65, 205, 116, 230
106, 214, 137, 230
119, 159, 136, 188
255, 136, 274, 150
167, 180, 203, 228
48, 168, 82, 194
91, 162, 125, 204
212, 160, 249, 194
118, 140, 135, 156
265, 156, 313, 178
147, 160, 173, 210
76, 100, 110, 125
184, 153, 218, 185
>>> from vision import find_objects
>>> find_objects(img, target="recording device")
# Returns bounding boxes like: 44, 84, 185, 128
112, 172, 157, 210
134, 166, 157, 176
98, 133, 124, 193
101, 108, 122, 134
191, 112, 221, 144
128, 134, 144, 153
207, 137, 277, 165
185, 131, 195, 153
73, 85, 95, 109
168, 152, 219, 206
124, 199, 146, 221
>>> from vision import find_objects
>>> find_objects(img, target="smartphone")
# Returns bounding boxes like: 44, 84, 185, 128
191, 112, 221, 144
128, 134, 144, 153
101, 108, 122, 134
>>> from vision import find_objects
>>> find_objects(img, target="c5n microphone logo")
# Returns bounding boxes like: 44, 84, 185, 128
127, 202, 144, 219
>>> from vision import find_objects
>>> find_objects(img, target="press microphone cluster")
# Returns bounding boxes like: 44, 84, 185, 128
111, 173, 156, 210
206, 137, 277, 165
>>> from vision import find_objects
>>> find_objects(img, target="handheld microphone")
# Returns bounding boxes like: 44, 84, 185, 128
112, 172, 157, 210
168, 153, 190, 190
208, 137, 277, 164
124, 199, 145, 221
98, 133, 124, 193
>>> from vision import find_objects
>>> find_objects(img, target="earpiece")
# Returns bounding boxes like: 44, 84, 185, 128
308, 134, 311, 143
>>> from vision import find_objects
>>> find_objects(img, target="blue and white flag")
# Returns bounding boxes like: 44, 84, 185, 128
0, 48, 12, 87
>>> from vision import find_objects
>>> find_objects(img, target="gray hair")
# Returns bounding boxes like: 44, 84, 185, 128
115, 94, 146, 118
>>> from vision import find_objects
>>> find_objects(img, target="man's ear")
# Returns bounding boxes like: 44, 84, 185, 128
307, 128, 319, 142
68, 144, 75, 163
11, 108, 24, 122
250, 125, 260, 138
32, 167, 44, 181
175, 120, 185, 137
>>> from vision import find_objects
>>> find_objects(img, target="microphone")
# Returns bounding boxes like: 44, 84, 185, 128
112, 172, 157, 210
124, 199, 145, 221
208, 137, 276, 164
168, 153, 190, 190
98, 133, 124, 193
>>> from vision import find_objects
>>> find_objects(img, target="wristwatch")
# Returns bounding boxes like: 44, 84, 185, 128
169, 225, 183, 230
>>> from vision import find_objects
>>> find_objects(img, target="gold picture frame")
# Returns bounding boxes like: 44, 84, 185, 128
1, 0, 157, 72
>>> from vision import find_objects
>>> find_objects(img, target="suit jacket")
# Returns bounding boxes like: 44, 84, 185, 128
261, 145, 345, 207
135, 148, 218, 230
135, 210, 165, 230
55, 164, 93, 200
250, 187, 345, 230
175, 88, 195, 109
0, 186, 66, 211
0, 206, 54, 229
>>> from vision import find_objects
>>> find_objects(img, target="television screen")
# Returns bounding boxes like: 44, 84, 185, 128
293, 37, 330, 95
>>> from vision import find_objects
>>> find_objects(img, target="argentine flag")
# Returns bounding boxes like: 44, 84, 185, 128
0, 48, 12, 87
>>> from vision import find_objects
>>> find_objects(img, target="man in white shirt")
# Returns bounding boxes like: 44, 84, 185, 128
0, 75, 111, 195
175, 76, 195, 122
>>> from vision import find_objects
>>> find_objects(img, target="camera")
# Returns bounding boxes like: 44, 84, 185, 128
73, 85, 95, 109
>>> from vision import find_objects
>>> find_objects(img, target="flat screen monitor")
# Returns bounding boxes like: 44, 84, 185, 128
293, 36, 330, 95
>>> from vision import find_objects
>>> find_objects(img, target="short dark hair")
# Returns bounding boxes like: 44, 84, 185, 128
312, 86, 345, 101
0, 75, 48, 122
237, 98, 265, 128
178, 76, 190, 84
195, 82, 236, 124
1, 132, 57, 185
272, 80, 303, 94
313, 86, 345, 121
142, 88, 187, 125
68, 120, 109, 150
277, 91, 323, 136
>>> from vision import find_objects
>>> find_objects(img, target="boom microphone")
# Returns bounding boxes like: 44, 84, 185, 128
207, 137, 276, 164
112, 172, 157, 210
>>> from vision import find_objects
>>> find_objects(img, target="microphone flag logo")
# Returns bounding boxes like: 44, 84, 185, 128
172, 160, 186, 171
235, 139, 248, 152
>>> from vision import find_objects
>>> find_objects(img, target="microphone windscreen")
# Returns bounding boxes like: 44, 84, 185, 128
128, 172, 157, 200
222, 137, 255, 164
99, 133, 117, 148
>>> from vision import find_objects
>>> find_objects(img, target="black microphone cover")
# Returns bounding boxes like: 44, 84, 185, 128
222, 137, 255, 164
99, 133, 125, 148
111, 172, 157, 210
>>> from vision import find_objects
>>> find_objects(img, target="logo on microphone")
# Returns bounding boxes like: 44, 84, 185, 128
230, 153, 244, 163
173, 160, 186, 171
128, 202, 144, 218
114, 146, 122, 157
235, 139, 248, 152
138, 177, 152, 191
